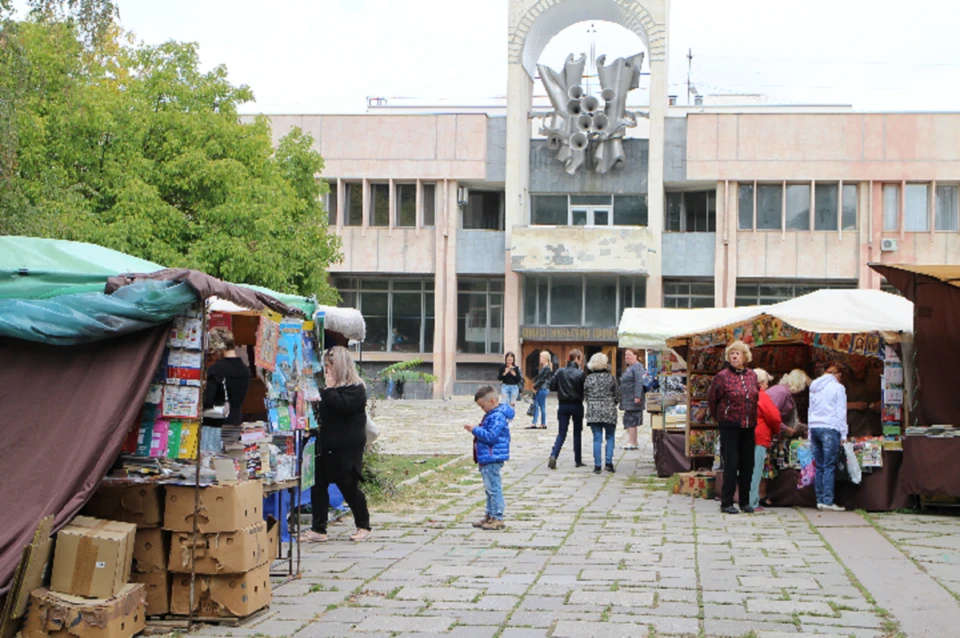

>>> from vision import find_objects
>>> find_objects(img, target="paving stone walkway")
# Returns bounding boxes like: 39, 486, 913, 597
194, 398, 960, 638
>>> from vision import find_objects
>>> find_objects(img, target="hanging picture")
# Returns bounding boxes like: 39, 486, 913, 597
255, 317, 281, 371
160, 385, 200, 419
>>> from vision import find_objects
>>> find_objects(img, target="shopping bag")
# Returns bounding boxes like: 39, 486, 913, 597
837, 447, 850, 482
797, 460, 815, 489
365, 414, 380, 445
843, 442, 862, 485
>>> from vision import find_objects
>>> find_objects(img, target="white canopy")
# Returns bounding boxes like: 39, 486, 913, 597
618, 307, 761, 349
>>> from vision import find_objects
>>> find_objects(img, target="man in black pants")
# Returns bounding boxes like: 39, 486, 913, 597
548, 350, 586, 469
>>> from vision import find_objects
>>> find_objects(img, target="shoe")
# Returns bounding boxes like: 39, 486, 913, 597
299, 530, 328, 543
623, 444, 638, 450
548, 456, 557, 470
538, 425, 547, 429
480, 518, 505, 531
575, 462, 586, 468
605, 463, 615, 473
821, 503, 845, 512
593, 466, 602, 474
472, 515, 491, 528
349, 528, 372, 542
741, 506, 755, 514
816, 503, 824, 511
754, 506, 765, 512
721, 506, 739, 514
525, 425, 538, 430
759, 499, 773, 508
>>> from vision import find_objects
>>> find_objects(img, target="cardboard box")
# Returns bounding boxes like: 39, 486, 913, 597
168, 522, 269, 574
83, 484, 163, 529
675, 472, 717, 500
170, 563, 271, 618
265, 517, 279, 562
21, 584, 145, 638
131, 528, 168, 574
130, 571, 170, 617
163, 480, 262, 533
50, 517, 136, 600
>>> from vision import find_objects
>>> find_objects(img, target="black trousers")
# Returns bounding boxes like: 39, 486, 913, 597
719, 425, 756, 508
551, 403, 583, 464
311, 450, 371, 533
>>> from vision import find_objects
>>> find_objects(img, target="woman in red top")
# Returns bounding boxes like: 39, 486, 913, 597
750, 369, 782, 511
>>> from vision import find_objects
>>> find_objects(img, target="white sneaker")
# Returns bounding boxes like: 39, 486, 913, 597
816, 503, 824, 510
822, 503, 845, 512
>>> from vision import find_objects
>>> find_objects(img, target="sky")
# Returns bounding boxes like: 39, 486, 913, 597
62, 0, 960, 113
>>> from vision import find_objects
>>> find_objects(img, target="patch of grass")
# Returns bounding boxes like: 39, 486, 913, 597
363, 452, 459, 505
626, 475, 675, 492
385, 586, 402, 600
308, 583, 339, 593
600, 603, 613, 622
610, 581, 620, 592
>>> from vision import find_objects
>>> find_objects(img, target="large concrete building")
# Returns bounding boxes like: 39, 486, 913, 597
257, 0, 960, 397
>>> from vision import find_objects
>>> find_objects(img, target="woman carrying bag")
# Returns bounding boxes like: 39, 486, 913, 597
302, 346, 372, 543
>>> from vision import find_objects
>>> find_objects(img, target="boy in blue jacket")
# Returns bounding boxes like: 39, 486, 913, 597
464, 385, 513, 530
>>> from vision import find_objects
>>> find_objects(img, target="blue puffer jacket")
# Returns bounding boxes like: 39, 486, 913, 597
473, 404, 514, 465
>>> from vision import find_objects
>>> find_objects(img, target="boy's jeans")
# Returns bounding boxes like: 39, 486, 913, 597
590, 423, 616, 467
810, 427, 841, 506
501, 385, 519, 406
479, 462, 505, 520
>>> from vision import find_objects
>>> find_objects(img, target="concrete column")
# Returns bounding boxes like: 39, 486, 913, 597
645, 60, 668, 308
443, 181, 459, 399
432, 180, 447, 398
503, 63, 532, 357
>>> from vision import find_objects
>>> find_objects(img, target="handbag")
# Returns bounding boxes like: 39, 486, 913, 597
526, 402, 536, 418
202, 378, 230, 419
365, 414, 380, 445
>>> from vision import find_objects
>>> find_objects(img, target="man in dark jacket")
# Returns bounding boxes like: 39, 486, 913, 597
548, 350, 586, 469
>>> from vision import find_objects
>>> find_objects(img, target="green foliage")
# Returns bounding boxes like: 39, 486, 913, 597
378, 358, 439, 384
0, 3, 341, 303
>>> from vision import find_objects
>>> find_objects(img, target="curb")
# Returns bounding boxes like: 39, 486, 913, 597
397, 454, 471, 488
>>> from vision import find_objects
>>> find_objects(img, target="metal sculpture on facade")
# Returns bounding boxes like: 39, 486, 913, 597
537, 52, 644, 175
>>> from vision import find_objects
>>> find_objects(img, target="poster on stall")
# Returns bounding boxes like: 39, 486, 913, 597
166, 349, 203, 385
882, 345, 904, 439
161, 385, 200, 419
169, 316, 203, 350
301, 439, 316, 489
255, 317, 280, 371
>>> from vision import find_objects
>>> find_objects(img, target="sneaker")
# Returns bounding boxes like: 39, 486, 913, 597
816, 503, 825, 511
575, 462, 586, 468
605, 463, 616, 473
822, 503, 845, 512
593, 466, 602, 474
480, 518, 505, 531
741, 506, 756, 514
753, 506, 765, 512
623, 444, 638, 450
472, 515, 491, 528
547, 456, 557, 470
721, 506, 739, 514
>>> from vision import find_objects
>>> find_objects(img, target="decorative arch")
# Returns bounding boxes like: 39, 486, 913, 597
508, 0, 667, 79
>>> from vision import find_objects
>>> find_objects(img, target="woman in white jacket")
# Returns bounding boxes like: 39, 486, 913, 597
807, 364, 848, 512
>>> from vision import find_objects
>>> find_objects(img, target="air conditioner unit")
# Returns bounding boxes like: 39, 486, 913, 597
880, 238, 898, 252
457, 186, 469, 207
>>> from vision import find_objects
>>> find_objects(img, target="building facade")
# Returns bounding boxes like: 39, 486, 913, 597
255, 0, 960, 397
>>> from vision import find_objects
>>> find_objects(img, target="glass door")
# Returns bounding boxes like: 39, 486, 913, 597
571, 207, 611, 227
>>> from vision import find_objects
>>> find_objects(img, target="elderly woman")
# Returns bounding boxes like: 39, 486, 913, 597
584, 352, 621, 474
707, 341, 760, 514
302, 346, 372, 543
749, 369, 782, 512
619, 348, 649, 450
767, 369, 811, 435
528, 350, 553, 430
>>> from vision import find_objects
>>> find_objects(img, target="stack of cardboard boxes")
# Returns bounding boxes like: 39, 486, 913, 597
164, 481, 272, 619
22, 516, 146, 638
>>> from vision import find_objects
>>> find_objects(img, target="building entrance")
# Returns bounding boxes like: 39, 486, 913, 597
521, 341, 618, 391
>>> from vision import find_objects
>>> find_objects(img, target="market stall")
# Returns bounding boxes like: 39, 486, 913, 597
618, 307, 759, 477
871, 263, 960, 501
665, 289, 915, 511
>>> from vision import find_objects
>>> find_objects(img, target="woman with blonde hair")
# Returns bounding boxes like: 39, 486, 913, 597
302, 346, 372, 543
707, 341, 760, 514
528, 350, 553, 429
584, 352, 620, 474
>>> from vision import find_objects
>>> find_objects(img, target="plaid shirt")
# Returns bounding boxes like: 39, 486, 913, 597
707, 364, 759, 429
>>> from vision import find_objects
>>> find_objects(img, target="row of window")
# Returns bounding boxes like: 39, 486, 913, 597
522, 274, 646, 328
882, 184, 959, 232
738, 182, 857, 232
325, 183, 505, 230
531, 195, 648, 227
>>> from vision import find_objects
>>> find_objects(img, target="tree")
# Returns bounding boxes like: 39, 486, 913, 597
0, 3, 342, 303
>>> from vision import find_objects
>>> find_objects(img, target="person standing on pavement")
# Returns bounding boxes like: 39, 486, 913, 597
620, 348, 649, 450
465, 385, 513, 531
749, 369, 782, 512
497, 352, 523, 414
707, 341, 760, 515
584, 352, 621, 474
548, 350, 586, 470
808, 363, 848, 512
529, 351, 553, 430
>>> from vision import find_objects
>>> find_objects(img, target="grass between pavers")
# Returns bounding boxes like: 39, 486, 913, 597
363, 452, 460, 506
858, 509, 960, 605
690, 504, 707, 638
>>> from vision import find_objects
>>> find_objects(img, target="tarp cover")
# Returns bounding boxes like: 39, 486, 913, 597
871, 263, 959, 426
618, 307, 761, 349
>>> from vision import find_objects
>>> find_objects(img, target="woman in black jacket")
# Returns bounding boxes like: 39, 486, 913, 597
303, 346, 372, 542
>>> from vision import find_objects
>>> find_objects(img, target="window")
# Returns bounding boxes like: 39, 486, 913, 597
532, 194, 647, 226
842, 184, 857, 230
344, 183, 363, 226
395, 184, 416, 227
463, 191, 503, 230
735, 280, 857, 307
756, 184, 783, 230
457, 279, 504, 354
814, 183, 838, 231
370, 183, 389, 227
883, 184, 899, 231
738, 183, 754, 230
333, 278, 434, 352
325, 181, 337, 226
523, 275, 645, 327
664, 279, 715, 308
936, 185, 959, 231
904, 184, 929, 231
423, 183, 436, 227
666, 191, 716, 232
784, 184, 810, 230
